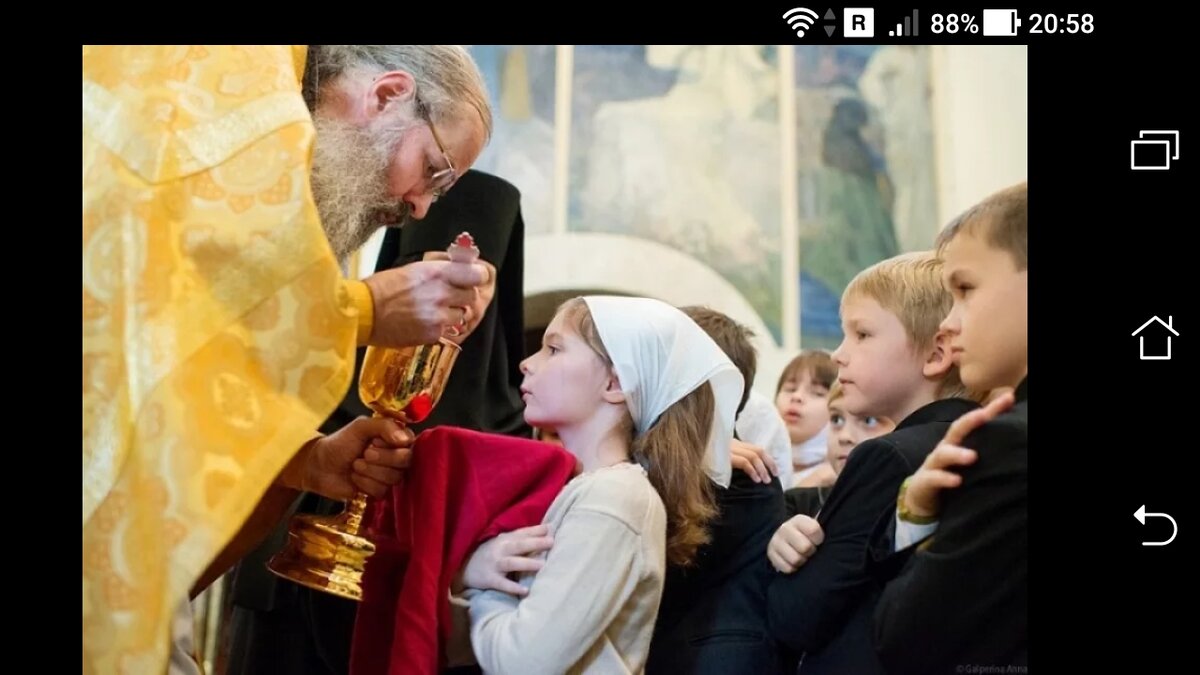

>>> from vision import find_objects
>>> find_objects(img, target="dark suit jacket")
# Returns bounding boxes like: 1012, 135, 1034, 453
766, 397, 980, 674
225, 170, 529, 675
647, 472, 789, 675
784, 485, 832, 518
872, 378, 1028, 675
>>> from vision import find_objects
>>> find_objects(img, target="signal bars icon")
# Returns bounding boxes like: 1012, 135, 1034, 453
783, 7, 819, 37
889, 9, 919, 36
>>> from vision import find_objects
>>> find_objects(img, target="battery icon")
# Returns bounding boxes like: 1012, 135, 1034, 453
982, 9, 1021, 35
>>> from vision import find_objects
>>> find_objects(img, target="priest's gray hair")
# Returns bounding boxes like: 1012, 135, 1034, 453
303, 45, 492, 140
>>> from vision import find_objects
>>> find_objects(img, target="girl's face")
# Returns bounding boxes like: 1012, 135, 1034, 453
775, 370, 831, 445
519, 311, 615, 432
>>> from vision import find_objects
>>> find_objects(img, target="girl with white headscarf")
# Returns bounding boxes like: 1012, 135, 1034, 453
460, 296, 743, 674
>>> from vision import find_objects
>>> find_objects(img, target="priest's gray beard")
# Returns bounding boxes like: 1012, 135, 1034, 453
310, 114, 413, 266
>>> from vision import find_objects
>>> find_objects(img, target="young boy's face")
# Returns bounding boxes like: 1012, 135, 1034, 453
832, 295, 928, 420
775, 371, 830, 446
940, 230, 1028, 392
826, 400, 895, 475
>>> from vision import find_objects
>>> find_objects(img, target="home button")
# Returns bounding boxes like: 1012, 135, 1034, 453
1131, 315, 1178, 361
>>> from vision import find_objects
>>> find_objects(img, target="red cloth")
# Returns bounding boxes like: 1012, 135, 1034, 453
349, 426, 576, 675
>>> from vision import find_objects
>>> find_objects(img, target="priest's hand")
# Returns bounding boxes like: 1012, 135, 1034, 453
279, 416, 414, 500
364, 260, 490, 348
422, 250, 497, 344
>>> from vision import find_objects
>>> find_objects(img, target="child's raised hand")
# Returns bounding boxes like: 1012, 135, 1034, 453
460, 524, 555, 596
903, 391, 1016, 520
767, 514, 825, 574
731, 439, 779, 484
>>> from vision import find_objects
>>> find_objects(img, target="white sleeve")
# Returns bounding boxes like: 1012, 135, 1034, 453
469, 508, 645, 673
894, 510, 940, 551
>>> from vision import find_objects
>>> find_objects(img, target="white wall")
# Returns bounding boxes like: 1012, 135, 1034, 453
931, 45, 1029, 223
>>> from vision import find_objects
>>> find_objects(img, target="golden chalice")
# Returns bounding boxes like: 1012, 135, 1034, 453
266, 338, 461, 600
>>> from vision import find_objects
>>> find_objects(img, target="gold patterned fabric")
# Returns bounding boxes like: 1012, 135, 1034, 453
83, 45, 358, 674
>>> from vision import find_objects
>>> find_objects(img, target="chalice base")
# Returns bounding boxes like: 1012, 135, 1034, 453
266, 512, 376, 602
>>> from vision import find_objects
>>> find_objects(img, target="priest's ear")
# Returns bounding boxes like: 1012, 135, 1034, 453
364, 70, 416, 119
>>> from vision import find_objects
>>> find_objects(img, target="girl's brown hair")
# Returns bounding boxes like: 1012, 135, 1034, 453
560, 298, 717, 567
776, 350, 837, 395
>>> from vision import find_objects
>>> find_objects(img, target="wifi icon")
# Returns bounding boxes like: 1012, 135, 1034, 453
783, 7, 819, 37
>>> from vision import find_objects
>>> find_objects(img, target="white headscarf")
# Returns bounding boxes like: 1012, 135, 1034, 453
583, 296, 744, 488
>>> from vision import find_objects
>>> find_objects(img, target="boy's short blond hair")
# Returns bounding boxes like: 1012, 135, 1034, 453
936, 181, 1028, 271
843, 251, 968, 399
827, 380, 844, 405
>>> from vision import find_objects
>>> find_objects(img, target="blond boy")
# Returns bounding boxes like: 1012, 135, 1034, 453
765, 251, 979, 674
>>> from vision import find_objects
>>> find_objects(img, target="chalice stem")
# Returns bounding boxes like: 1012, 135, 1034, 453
336, 411, 404, 537
337, 490, 370, 537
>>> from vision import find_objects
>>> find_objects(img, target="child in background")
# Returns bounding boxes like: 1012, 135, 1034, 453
643, 306, 790, 674
680, 306, 793, 489
784, 381, 895, 517
774, 351, 836, 487
825, 382, 896, 479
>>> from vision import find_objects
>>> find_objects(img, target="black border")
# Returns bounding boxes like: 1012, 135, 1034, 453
1031, 35, 1190, 673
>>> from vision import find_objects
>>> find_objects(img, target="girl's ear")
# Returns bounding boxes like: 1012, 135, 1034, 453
601, 371, 626, 404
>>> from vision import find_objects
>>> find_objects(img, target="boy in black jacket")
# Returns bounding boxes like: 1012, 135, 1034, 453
766, 250, 979, 674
